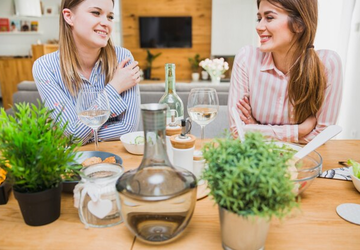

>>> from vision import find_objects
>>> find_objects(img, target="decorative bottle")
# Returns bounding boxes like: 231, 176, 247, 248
116, 103, 197, 244
159, 63, 184, 125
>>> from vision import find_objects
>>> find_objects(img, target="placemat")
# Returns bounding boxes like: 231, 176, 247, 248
319, 167, 351, 181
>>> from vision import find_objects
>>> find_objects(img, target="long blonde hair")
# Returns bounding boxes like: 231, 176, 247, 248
59, 0, 117, 96
257, 0, 326, 123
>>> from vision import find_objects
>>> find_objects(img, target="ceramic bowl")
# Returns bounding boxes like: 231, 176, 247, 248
276, 143, 323, 196
120, 131, 145, 155
349, 166, 360, 193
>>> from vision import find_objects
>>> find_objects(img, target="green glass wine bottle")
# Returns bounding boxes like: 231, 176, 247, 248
159, 63, 184, 124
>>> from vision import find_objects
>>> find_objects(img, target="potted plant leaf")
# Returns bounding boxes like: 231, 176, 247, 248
202, 132, 298, 250
144, 49, 162, 80
188, 54, 202, 81
0, 102, 81, 226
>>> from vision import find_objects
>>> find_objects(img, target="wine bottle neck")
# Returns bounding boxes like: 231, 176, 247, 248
165, 64, 176, 94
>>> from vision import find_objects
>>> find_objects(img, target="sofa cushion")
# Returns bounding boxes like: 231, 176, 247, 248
17, 81, 38, 91
12, 81, 230, 137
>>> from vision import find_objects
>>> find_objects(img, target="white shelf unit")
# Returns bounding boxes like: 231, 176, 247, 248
0, 31, 43, 35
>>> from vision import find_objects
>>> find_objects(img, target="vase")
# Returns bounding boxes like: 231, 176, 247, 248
210, 75, 221, 84
219, 206, 270, 250
14, 183, 62, 226
207, 71, 221, 84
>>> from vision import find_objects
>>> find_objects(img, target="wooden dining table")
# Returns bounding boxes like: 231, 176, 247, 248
1, 140, 360, 250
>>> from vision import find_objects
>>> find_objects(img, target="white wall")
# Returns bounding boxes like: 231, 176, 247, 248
0, 0, 122, 56
211, 0, 258, 56
0, 0, 61, 56
337, 0, 360, 139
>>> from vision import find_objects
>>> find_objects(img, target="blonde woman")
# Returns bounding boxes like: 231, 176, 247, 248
33, 0, 140, 144
229, 0, 343, 143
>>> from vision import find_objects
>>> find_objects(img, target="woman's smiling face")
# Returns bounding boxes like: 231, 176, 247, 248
256, 0, 296, 55
69, 0, 114, 50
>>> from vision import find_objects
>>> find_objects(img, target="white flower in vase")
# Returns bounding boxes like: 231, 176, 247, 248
199, 58, 229, 84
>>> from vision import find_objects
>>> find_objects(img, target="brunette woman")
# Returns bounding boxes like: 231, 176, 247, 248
229, 0, 342, 143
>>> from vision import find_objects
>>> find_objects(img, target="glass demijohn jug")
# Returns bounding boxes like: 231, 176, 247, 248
116, 103, 197, 244
159, 63, 184, 124
78, 163, 124, 228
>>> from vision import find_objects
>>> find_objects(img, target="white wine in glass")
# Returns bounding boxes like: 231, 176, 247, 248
187, 88, 219, 139
76, 89, 110, 150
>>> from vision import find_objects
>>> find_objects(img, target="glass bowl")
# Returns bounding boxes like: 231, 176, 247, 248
283, 143, 323, 196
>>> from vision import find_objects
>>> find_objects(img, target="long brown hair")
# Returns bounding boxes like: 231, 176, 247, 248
257, 0, 326, 123
59, 0, 117, 95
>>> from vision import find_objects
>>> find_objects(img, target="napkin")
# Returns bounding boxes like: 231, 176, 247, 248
319, 167, 352, 181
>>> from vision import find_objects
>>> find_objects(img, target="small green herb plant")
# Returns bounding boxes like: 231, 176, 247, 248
188, 54, 202, 72
0, 102, 81, 193
202, 132, 298, 219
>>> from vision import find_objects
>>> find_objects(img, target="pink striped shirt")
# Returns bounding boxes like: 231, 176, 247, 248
228, 46, 343, 143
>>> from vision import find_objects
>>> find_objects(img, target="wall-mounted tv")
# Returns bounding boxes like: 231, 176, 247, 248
139, 16, 192, 48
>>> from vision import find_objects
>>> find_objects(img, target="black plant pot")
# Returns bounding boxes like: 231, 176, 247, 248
0, 181, 12, 205
144, 68, 151, 80
13, 183, 62, 226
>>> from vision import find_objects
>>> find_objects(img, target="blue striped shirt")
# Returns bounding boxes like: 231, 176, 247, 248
33, 46, 140, 145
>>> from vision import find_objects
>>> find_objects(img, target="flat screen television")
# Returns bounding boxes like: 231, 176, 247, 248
139, 17, 192, 48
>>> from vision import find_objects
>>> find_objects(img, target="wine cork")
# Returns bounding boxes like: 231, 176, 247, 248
166, 126, 182, 136
170, 134, 196, 149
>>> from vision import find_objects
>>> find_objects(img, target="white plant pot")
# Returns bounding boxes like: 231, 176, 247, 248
219, 207, 270, 250
201, 70, 209, 80
191, 72, 200, 81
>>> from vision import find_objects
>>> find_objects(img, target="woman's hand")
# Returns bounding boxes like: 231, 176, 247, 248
236, 96, 257, 124
109, 58, 140, 93
298, 116, 317, 138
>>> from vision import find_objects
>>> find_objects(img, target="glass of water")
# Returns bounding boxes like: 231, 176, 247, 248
76, 88, 110, 150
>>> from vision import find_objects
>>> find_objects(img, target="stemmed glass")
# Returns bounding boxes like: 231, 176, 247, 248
76, 89, 110, 150
187, 88, 219, 140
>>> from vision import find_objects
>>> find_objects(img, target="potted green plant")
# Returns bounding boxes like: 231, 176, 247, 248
202, 132, 298, 250
0, 102, 81, 226
144, 49, 162, 80
188, 54, 202, 81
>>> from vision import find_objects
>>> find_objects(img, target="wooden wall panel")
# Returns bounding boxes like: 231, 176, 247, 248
0, 58, 34, 110
121, 0, 212, 81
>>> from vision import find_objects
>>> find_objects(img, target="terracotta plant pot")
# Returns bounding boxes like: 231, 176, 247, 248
13, 184, 62, 226
0, 181, 12, 205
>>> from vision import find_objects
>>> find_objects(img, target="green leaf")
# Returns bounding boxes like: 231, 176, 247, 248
0, 102, 81, 193
202, 132, 298, 219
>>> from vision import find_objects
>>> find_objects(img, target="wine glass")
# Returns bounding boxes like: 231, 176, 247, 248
187, 88, 219, 140
76, 89, 110, 150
